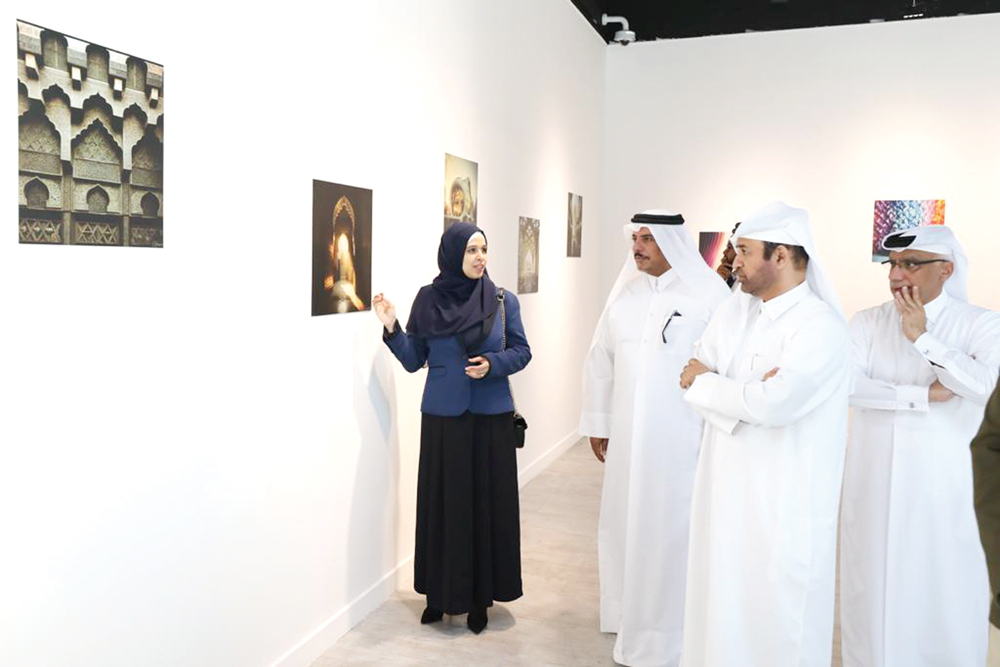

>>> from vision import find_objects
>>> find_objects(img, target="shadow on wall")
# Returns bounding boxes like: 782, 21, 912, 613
346, 323, 402, 626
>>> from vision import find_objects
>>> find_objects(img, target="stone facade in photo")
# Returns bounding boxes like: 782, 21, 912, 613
17, 21, 164, 247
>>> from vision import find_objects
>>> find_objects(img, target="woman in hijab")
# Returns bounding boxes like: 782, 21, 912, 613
372, 222, 531, 634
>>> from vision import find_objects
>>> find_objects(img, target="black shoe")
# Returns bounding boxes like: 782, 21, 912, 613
467, 607, 488, 634
420, 606, 444, 624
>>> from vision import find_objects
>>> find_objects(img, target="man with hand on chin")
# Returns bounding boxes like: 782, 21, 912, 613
840, 225, 1000, 667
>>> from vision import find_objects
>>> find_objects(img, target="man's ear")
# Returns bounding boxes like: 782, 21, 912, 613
940, 260, 955, 282
774, 244, 790, 268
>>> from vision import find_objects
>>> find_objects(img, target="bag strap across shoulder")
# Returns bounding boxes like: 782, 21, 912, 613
496, 288, 517, 412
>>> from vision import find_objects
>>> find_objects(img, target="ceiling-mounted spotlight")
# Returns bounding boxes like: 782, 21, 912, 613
602, 13, 636, 45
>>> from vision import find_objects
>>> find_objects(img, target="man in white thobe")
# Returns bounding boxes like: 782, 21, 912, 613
580, 211, 729, 667
840, 225, 1000, 666
679, 201, 851, 667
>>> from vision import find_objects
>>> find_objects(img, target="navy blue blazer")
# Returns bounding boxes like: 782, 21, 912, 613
383, 290, 531, 417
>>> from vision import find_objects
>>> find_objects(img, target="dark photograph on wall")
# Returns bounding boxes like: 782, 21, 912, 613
698, 231, 726, 269
312, 179, 372, 316
443, 153, 478, 231
17, 20, 164, 247
567, 192, 582, 257
518, 216, 540, 294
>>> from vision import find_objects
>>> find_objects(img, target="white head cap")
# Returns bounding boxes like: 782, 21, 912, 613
731, 201, 844, 318
882, 225, 968, 302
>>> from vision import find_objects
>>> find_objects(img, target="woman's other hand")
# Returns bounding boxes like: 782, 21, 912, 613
465, 356, 491, 380
372, 293, 396, 330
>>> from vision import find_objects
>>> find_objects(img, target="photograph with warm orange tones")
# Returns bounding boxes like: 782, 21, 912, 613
443, 153, 478, 231
312, 179, 372, 316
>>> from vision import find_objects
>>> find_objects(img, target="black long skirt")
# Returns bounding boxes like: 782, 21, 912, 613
414, 411, 522, 615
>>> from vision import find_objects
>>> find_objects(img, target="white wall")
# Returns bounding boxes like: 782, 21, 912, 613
7, 7, 998, 667
0, 2, 606, 666
603, 14, 1000, 317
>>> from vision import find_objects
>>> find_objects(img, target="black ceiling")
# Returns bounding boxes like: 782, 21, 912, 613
571, 0, 1000, 41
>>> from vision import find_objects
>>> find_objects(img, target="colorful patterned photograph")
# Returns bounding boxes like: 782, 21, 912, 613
567, 193, 582, 257
518, 216, 540, 294
18, 21, 164, 247
872, 200, 945, 261
443, 153, 478, 231
312, 179, 372, 316
698, 231, 727, 269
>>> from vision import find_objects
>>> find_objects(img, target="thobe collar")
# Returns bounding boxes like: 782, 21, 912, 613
922, 290, 950, 325
759, 279, 811, 321
646, 268, 678, 292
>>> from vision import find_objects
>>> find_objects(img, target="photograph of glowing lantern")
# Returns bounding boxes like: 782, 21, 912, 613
312, 179, 372, 316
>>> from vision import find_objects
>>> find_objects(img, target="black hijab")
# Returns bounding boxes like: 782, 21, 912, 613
406, 222, 498, 338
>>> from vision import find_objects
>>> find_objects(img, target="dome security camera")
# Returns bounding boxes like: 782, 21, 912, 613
602, 13, 636, 45
613, 29, 636, 45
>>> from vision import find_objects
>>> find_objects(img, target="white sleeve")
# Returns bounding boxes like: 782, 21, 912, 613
579, 312, 615, 438
685, 315, 850, 428
913, 311, 1000, 405
848, 309, 929, 412
682, 297, 741, 434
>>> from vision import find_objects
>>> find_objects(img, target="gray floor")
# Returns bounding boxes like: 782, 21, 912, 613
312, 439, 843, 666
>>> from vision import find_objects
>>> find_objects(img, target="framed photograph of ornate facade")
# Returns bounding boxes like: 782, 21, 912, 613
17, 21, 164, 247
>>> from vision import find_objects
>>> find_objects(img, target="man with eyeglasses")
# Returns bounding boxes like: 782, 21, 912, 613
580, 211, 729, 667
840, 225, 1000, 667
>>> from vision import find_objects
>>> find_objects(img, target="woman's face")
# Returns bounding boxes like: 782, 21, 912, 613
462, 232, 487, 279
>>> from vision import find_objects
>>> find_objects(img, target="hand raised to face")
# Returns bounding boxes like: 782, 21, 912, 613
893, 285, 927, 343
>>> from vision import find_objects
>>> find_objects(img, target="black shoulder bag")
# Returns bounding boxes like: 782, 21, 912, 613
497, 288, 528, 448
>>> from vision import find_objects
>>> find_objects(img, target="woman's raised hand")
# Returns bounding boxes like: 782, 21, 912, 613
372, 293, 396, 330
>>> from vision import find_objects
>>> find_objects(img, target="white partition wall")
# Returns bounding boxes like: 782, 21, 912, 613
602, 14, 1000, 316
0, 2, 606, 666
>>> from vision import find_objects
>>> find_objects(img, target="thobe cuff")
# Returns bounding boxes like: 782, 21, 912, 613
684, 373, 741, 435
896, 384, 930, 412
579, 412, 612, 439
913, 331, 949, 366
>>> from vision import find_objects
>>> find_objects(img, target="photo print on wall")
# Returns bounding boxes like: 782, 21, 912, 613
312, 179, 372, 316
443, 153, 478, 231
698, 231, 727, 269
518, 216, 540, 294
567, 192, 582, 257
17, 21, 164, 247
872, 199, 945, 262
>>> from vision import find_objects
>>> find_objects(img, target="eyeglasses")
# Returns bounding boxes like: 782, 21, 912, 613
881, 258, 948, 272
662, 310, 681, 343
